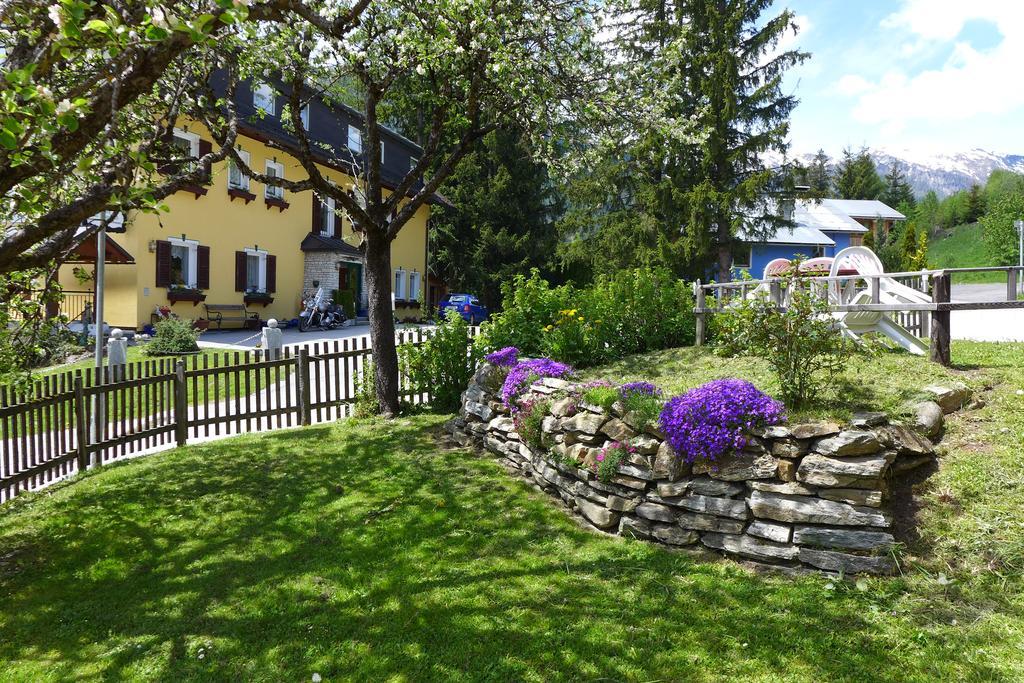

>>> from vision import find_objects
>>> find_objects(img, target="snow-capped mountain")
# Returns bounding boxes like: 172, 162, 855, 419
871, 148, 1024, 197
781, 148, 1024, 198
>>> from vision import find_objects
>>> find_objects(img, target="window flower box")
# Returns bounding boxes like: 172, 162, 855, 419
167, 288, 207, 305
243, 291, 275, 306
264, 196, 289, 212
228, 187, 257, 204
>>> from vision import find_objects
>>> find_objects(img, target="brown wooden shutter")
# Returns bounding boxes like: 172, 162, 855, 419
155, 240, 171, 286
332, 205, 342, 238
312, 195, 322, 234
197, 245, 210, 290
266, 255, 277, 293
198, 139, 213, 182
235, 251, 247, 292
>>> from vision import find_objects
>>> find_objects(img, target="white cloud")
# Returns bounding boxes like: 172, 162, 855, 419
832, 1, 1024, 130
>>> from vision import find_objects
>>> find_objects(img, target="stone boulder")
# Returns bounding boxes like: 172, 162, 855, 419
576, 496, 620, 529
702, 532, 799, 562
748, 490, 892, 527
796, 452, 894, 489
562, 412, 607, 436
923, 382, 971, 414
790, 422, 841, 439
692, 451, 777, 481
911, 401, 944, 438
812, 430, 882, 457
798, 548, 894, 575
792, 525, 895, 551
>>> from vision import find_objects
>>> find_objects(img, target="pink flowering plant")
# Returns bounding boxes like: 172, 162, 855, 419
659, 379, 785, 465
595, 441, 638, 482
513, 397, 551, 449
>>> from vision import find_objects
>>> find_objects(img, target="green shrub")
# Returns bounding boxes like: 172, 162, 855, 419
145, 317, 199, 355
581, 383, 619, 412
513, 397, 550, 449
353, 362, 379, 418
595, 441, 636, 482
400, 310, 481, 412
480, 267, 695, 368
714, 267, 852, 408
621, 391, 663, 428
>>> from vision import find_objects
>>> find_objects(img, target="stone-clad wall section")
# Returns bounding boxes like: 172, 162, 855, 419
446, 364, 970, 576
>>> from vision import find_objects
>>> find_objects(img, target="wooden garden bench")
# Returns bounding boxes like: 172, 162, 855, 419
204, 303, 259, 330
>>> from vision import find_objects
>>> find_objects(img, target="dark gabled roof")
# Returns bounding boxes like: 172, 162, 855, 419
300, 232, 364, 256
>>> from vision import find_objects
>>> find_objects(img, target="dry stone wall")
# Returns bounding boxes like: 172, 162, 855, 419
446, 363, 970, 576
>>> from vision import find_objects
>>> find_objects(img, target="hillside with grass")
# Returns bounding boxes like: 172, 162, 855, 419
928, 223, 1004, 283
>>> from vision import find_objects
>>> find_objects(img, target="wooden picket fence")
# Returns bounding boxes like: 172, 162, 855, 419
0, 328, 445, 503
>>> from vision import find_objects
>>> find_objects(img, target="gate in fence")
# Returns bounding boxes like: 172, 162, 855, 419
0, 329, 438, 503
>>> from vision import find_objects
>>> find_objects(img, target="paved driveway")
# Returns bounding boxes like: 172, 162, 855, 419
198, 322, 431, 350
950, 284, 1024, 343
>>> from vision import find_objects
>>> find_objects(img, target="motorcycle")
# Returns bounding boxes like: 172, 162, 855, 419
298, 287, 347, 332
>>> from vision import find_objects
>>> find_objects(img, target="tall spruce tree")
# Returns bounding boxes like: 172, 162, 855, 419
881, 162, 916, 209
833, 148, 884, 199
679, 0, 808, 280
430, 128, 562, 310
805, 149, 832, 197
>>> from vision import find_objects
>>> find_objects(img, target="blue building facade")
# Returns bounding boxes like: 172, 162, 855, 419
734, 199, 902, 279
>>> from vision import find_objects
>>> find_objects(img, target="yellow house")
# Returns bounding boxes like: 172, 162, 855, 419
58, 78, 432, 331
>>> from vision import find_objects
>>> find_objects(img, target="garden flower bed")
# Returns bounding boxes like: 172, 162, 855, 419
448, 359, 973, 575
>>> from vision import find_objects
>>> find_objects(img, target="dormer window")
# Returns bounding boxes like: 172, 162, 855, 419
409, 156, 418, 172
300, 104, 310, 130
253, 83, 276, 116
347, 125, 362, 154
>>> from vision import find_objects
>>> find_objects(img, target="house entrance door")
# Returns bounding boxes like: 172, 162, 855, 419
338, 262, 363, 315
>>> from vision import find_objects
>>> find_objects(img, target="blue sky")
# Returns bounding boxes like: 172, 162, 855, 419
776, 0, 1024, 157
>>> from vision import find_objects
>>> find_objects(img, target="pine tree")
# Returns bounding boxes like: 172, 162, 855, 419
833, 148, 884, 199
964, 183, 986, 223
862, 225, 875, 249
677, 0, 809, 280
881, 162, 916, 209
899, 222, 919, 270
804, 149, 831, 196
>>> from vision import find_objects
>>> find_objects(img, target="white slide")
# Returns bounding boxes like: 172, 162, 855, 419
832, 291, 928, 355
830, 246, 931, 305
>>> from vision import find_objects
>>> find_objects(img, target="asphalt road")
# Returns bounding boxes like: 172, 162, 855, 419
950, 284, 1024, 342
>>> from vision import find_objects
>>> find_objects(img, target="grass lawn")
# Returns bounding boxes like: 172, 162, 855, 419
928, 223, 1006, 284
1, 342, 1022, 681
580, 342, 973, 422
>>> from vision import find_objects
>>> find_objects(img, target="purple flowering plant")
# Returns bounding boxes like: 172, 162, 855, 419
659, 379, 785, 465
619, 381, 662, 399
500, 358, 574, 407
485, 346, 520, 367
513, 396, 551, 448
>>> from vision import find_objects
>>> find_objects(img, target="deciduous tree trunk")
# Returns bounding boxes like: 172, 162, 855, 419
364, 228, 401, 416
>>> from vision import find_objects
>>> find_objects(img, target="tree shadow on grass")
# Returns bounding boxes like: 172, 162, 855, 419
0, 418, 1007, 682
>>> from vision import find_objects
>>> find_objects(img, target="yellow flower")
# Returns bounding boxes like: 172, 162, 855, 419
544, 324, 553, 331
578, 316, 584, 322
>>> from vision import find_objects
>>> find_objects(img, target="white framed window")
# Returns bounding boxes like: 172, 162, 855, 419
409, 271, 421, 301
172, 128, 200, 165
169, 237, 198, 288
244, 247, 268, 292
380, 145, 385, 164
394, 268, 406, 300
228, 148, 250, 191
320, 196, 335, 236
409, 156, 418, 172
347, 124, 362, 154
300, 104, 310, 130
731, 245, 752, 270
253, 83, 276, 116
264, 160, 285, 200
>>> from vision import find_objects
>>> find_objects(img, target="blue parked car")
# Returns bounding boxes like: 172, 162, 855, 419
439, 293, 488, 325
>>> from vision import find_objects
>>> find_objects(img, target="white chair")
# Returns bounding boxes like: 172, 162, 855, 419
829, 246, 931, 305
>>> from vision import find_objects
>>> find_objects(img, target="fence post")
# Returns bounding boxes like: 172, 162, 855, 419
1008, 268, 1018, 302
694, 281, 706, 347
174, 360, 188, 446
929, 272, 951, 367
74, 376, 89, 471
297, 348, 311, 426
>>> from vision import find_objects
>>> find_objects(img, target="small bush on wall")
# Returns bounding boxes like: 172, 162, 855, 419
513, 397, 550, 449
714, 268, 854, 408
